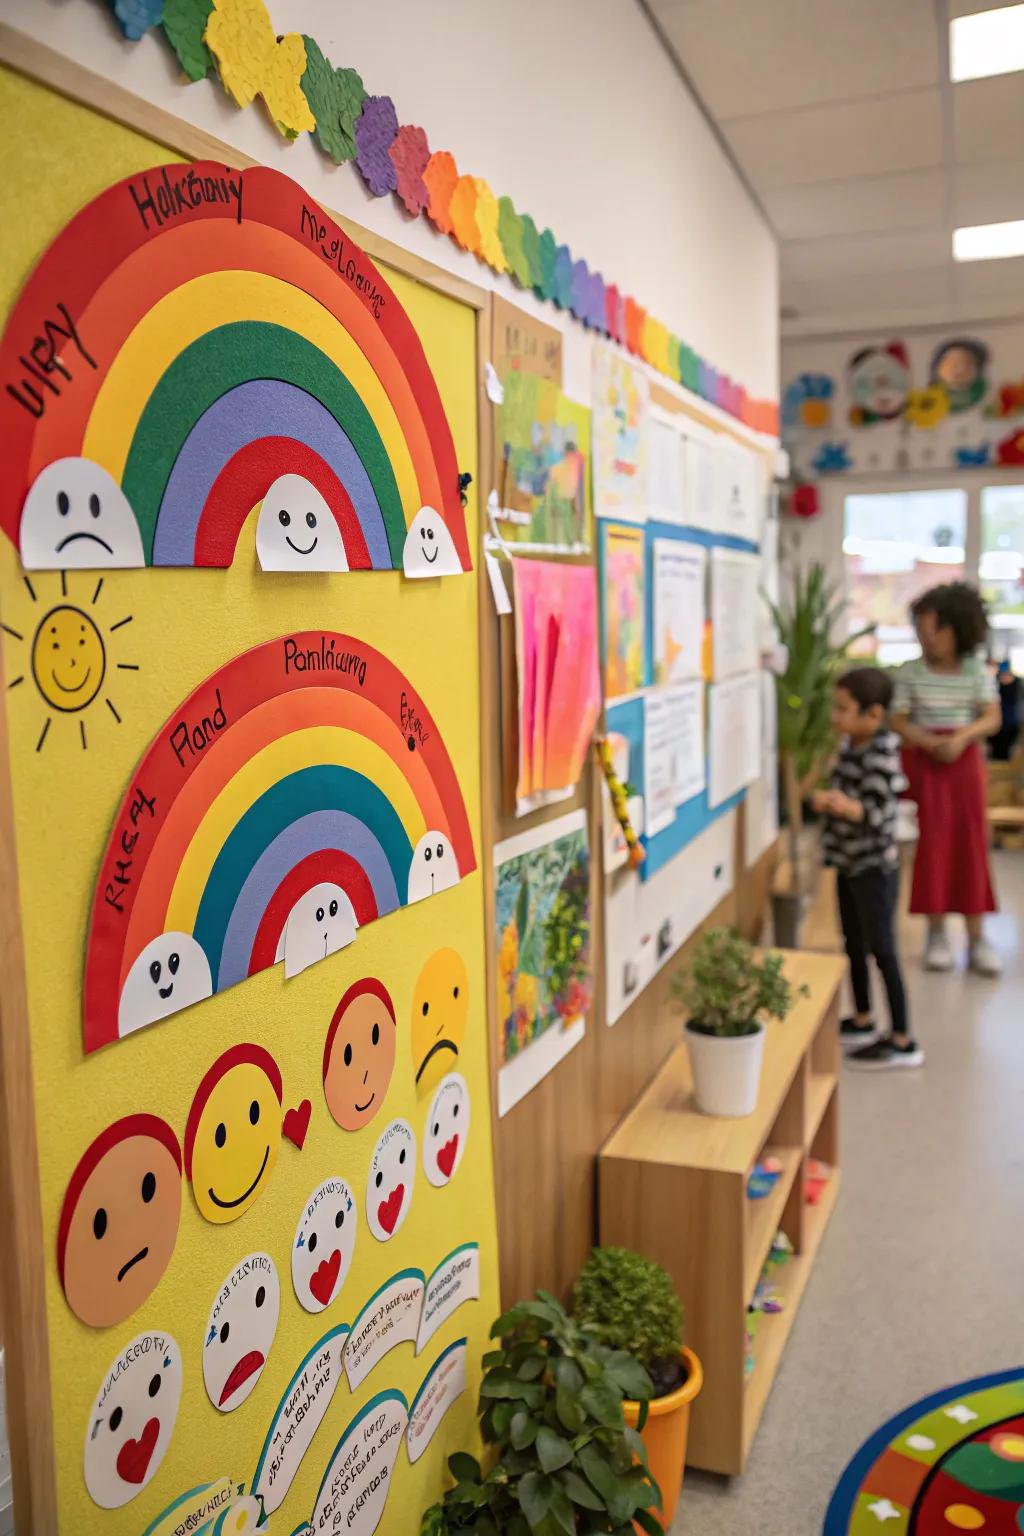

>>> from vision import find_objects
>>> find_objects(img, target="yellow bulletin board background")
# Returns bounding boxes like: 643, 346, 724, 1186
0, 68, 500, 1536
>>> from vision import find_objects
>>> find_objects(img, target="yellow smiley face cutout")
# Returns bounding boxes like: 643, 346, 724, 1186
185, 1045, 283, 1224
31, 604, 105, 712
411, 947, 469, 1097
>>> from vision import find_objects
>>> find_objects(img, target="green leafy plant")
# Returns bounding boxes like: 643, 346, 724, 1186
420, 1292, 662, 1536
573, 1248, 684, 1398
672, 928, 806, 1038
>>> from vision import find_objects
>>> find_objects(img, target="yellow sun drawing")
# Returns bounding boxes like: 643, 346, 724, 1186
2, 571, 138, 751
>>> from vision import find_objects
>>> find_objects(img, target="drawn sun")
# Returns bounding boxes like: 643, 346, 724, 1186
2, 572, 138, 751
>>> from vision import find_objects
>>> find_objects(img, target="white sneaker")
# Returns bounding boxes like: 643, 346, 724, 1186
925, 932, 954, 971
969, 940, 1002, 978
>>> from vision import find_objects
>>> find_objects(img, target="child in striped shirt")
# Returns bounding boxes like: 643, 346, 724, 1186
890, 582, 1001, 976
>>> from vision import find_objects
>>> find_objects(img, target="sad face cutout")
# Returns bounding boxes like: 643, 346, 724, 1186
366, 1119, 416, 1241
83, 1331, 182, 1508
21, 457, 145, 569
323, 978, 396, 1131
403, 505, 462, 577
256, 475, 349, 572
276, 883, 357, 979
58, 1115, 182, 1329
411, 947, 469, 1098
407, 831, 460, 904
422, 1073, 470, 1188
185, 1044, 290, 1224
202, 1253, 280, 1412
118, 932, 213, 1037
292, 1177, 358, 1313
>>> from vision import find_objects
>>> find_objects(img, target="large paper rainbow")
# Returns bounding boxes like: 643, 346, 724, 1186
83, 632, 475, 1053
0, 162, 470, 572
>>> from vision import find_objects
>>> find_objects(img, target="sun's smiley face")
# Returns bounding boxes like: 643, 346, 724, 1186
185, 1046, 284, 1225
31, 604, 105, 711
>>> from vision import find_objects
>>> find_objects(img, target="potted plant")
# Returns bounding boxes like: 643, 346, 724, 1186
573, 1248, 701, 1530
420, 1291, 662, 1535
672, 928, 806, 1117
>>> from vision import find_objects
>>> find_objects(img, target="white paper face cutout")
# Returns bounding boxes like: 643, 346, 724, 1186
292, 1177, 358, 1313
202, 1253, 280, 1413
403, 505, 462, 577
256, 475, 349, 572
118, 933, 212, 1035
422, 1072, 470, 1188
83, 1331, 182, 1508
407, 831, 460, 904
276, 884, 357, 978
366, 1119, 415, 1241
22, 458, 145, 569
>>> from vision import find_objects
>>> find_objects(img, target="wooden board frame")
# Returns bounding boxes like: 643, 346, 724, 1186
0, 32, 493, 1533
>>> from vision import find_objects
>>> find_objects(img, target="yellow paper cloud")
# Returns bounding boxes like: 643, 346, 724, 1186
473, 179, 507, 273
205, 0, 316, 139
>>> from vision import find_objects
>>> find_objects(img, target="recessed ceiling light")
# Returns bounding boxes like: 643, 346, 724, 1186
953, 220, 1024, 261
950, 4, 1024, 82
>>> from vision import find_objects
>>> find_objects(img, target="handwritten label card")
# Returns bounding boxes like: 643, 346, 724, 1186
417, 1244, 480, 1353
345, 1270, 425, 1391
406, 1340, 468, 1464
252, 1324, 349, 1516
310, 1391, 408, 1536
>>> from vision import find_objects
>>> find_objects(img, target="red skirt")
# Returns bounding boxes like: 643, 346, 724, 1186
903, 740, 996, 915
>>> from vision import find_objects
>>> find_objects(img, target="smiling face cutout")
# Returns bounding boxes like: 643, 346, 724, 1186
202, 1253, 280, 1412
185, 1045, 284, 1224
276, 883, 357, 979
256, 474, 349, 572
366, 1119, 416, 1240
22, 457, 145, 569
292, 1177, 358, 1312
58, 1115, 182, 1329
323, 979, 396, 1132
407, 831, 460, 904
423, 1073, 470, 1188
118, 932, 213, 1037
411, 948, 469, 1098
31, 604, 105, 712
83, 1331, 182, 1508
403, 505, 462, 577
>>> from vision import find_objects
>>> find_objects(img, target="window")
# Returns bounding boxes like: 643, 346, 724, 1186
981, 484, 1024, 671
843, 490, 967, 664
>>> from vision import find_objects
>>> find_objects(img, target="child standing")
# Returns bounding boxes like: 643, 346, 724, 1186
813, 668, 921, 1070
890, 582, 1001, 975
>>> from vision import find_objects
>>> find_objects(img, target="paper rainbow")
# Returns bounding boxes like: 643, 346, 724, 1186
0, 162, 470, 572
82, 631, 476, 1053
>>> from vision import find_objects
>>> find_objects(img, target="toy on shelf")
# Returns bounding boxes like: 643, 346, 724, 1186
746, 1155, 784, 1200
805, 1159, 832, 1206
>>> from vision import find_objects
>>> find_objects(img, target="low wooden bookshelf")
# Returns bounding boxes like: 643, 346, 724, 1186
598, 950, 845, 1477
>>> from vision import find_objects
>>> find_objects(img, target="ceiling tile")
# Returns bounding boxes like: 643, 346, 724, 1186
725, 91, 944, 190
782, 229, 951, 287
764, 170, 947, 240
953, 158, 1024, 226
952, 251, 1024, 302
954, 74, 1024, 162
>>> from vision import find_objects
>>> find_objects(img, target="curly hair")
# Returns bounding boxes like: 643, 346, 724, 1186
911, 582, 989, 658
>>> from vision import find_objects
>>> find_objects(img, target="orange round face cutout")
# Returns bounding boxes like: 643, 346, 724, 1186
58, 1115, 182, 1329
323, 979, 396, 1131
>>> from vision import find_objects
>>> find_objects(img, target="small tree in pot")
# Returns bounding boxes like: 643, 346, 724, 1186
672, 928, 806, 1118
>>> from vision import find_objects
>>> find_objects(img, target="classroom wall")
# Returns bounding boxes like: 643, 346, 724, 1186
0, 0, 779, 402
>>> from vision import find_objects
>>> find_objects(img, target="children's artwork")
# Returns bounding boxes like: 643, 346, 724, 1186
846, 341, 911, 425
929, 337, 988, 412
601, 522, 646, 699
652, 539, 705, 684
511, 558, 601, 814
491, 293, 563, 385
291, 1177, 358, 1312
1, 162, 472, 576
365, 1118, 416, 1240
592, 344, 649, 521
708, 672, 762, 807
710, 548, 761, 679
422, 1072, 470, 1187
83, 1331, 183, 1508
83, 632, 476, 1052
494, 810, 590, 1116
493, 371, 592, 552
202, 1253, 281, 1412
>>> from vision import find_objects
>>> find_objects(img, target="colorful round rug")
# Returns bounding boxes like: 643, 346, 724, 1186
824, 1369, 1024, 1534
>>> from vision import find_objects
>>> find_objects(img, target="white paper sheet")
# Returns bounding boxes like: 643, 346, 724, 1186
652, 539, 705, 684
643, 693, 676, 838
648, 411, 687, 523
716, 441, 764, 544
666, 680, 706, 805
684, 436, 718, 531
708, 672, 762, 808
711, 548, 761, 679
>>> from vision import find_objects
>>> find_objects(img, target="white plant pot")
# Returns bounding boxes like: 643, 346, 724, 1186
685, 1021, 766, 1118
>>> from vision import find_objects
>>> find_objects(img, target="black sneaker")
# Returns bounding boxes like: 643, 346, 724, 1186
839, 1017, 880, 1052
846, 1038, 924, 1071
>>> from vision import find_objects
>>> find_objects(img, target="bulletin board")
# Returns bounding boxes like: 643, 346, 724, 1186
0, 65, 500, 1536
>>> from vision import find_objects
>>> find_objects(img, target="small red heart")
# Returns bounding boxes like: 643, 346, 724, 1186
436, 1134, 459, 1179
377, 1184, 405, 1235
283, 1099, 312, 1149
115, 1417, 159, 1485
309, 1248, 341, 1306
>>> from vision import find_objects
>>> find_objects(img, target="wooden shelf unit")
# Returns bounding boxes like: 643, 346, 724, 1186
598, 950, 845, 1477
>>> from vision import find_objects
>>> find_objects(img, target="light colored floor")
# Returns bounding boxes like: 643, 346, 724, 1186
673, 850, 1024, 1535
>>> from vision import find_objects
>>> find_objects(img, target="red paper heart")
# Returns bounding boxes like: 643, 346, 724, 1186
436, 1135, 459, 1179
283, 1099, 312, 1149
377, 1184, 404, 1235
115, 1417, 159, 1485
310, 1248, 341, 1306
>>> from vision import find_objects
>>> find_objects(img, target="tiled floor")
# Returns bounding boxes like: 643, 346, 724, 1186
674, 851, 1024, 1533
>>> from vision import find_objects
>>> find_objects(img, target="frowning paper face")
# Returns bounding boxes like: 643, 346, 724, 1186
256, 475, 349, 572
411, 948, 469, 1098
422, 1073, 470, 1188
407, 831, 460, 904
277, 883, 357, 979
292, 1177, 357, 1313
366, 1119, 415, 1241
202, 1253, 280, 1412
402, 506, 462, 577
83, 1331, 182, 1508
21, 458, 145, 569
118, 933, 212, 1036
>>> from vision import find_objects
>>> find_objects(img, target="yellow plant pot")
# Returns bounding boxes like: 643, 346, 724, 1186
623, 1347, 703, 1530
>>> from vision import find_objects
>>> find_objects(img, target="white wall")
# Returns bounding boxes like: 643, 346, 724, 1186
2, 0, 778, 402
